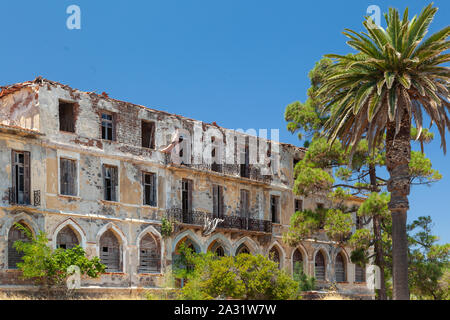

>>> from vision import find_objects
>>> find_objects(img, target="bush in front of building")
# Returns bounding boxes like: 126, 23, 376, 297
13, 223, 105, 289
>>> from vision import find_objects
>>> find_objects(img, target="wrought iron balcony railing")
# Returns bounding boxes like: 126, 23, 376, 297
166, 208, 272, 233
164, 154, 272, 184
7, 188, 41, 206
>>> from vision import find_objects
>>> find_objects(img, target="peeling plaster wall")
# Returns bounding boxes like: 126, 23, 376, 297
0, 82, 374, 298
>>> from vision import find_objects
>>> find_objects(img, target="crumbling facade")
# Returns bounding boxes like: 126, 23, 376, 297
0, 78, 374, 298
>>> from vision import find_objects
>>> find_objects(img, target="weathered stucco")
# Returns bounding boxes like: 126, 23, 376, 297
0, 78, 374, 298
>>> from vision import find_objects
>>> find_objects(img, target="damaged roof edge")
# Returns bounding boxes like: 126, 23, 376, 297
0, 76, 306, 151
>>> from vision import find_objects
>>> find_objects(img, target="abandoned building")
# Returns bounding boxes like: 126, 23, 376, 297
0, 77, 374, 298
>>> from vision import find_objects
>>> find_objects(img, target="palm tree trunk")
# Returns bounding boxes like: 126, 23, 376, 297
385, 109, 411, 300
368, 164, 387, 300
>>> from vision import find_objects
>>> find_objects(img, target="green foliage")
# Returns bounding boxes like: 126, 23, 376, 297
409, 151, 442, 183
357, 192, 390, 219
13, 223, 105, 288
293, 162, 334, 196
292, 261, 315, 293
161, 217, 173, 238
408, 216, 450, 300
323, 209, 353, 241
174, 244, 299, 300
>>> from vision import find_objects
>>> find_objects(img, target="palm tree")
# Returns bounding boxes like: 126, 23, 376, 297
319, 4, 449, 299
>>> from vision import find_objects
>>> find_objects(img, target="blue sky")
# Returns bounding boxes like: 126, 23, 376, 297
1, 1, 449, 243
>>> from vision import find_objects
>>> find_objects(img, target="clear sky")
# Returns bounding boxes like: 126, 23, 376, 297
1, 1, 448, 243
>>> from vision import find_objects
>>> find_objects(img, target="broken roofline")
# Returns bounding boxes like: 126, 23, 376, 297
0, 76, 306, 151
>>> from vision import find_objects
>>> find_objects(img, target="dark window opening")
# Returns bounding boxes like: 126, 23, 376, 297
215, 246, 225, 257
142, 121, 156, 149
182, 179, 193, 221
59, 101, 76, 133
271, 195, 280, 223
293, 249, 303, 274
240, 138, 250, 178
103, 165, 118, 202
143, 172, 157, 206
101, 112, 115, 141
295, 199, 303, 213
355, 265, 365, 283
60, 158, 77, 196
11, 151, 30, 205
213, 185, 224, 219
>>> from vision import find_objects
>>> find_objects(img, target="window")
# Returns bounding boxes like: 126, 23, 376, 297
315, 251, 326, 281
212, 185, 224, 219
240, 138, 250, 178
60, 158, 77, 196
99, 230, 121, 272
103, 165, 118, 202
182, 179, 193, 220
101, 112, 115, 141
11, 151, 30, 205
269, 247, 281, 269
271, 195, 280, 224
59, 101, 76, 133
211, 136, 222, 173
294, 199, 303, 213
56, 226, 79, 249
215, 246, 225, 257
317, 203, 324, 210
335, 253, 346, 282
293, 249, 303, 274
240, 189, 249, 219
236, 244, 250, 255
142, 121, 155, 149
8, 223, 31, 269
139, 233, 160, 273
293, 157, 300, 170
143, 172, 157, 207
355, 265, 366, 283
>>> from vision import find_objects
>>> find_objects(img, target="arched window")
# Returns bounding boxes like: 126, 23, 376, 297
139, 233, 160, 273
56, 226, 79, 249
355, 264, 365, 283
292, 248, 303, 274
335, 253, 346, 282
100, 230, 121, 272
315, 251, 326, 281
8, 223, 31, 269
215, 246, 225, 257
269, 247, 281, 269
236, 244, 250, 255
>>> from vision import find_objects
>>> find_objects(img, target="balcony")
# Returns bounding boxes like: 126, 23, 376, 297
166, 208, 272, 233
7, 188, 41, 207
164, 154, 272, 184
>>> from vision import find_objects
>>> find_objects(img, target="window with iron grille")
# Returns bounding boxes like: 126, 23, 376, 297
100, 230, 121, 272
271, 195, 280, 223
60, 158, 77, 196
142, 121, 156, 149
335, 253, 346, 282
101, 112, 115, 141
182, 179, 193, 219
294, 199, 303, 213
56, 226, 79, 249
11, 151, 30, 205
315, 251, 326, 281
139, 233, 160, 273
355, 264, 366, 283
103, 165, 118, 202
236, 244, 250, 255
59, 100, 76, 133
212, 184, 224, 219
8, 223, 31, 269
143, 172, 157, 207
